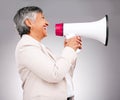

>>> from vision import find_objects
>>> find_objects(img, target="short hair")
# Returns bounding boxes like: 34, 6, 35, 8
13, 6, 43, 37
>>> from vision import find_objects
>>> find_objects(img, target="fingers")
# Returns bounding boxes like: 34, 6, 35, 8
76, 36, 82, 45
75, 37, 82, 49
76, 36, 82, 49
64, 36, 82, 51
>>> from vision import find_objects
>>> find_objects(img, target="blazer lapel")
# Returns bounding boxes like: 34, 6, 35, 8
40, 43, 56, 61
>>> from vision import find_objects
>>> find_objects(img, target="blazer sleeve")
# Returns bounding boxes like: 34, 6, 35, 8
17, 44, 77, 83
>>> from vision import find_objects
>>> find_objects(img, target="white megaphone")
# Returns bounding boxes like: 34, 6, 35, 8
55, 15, 109, 49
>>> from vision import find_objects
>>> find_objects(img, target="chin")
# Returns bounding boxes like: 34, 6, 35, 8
43, 32, 48, 37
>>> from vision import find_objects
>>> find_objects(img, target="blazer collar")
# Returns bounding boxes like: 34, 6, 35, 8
22, 34, 40, 46
22, 35, 56, 61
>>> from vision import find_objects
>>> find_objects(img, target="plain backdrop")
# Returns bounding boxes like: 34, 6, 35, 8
0, 0, 120, 100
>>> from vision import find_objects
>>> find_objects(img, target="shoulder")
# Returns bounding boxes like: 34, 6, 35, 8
15, 35, 42, 56
16, 35, 40, 48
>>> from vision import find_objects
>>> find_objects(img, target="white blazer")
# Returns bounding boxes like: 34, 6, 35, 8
15, 35, 77, 100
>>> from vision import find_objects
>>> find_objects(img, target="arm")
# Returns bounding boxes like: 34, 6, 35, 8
17, 45, 77, 83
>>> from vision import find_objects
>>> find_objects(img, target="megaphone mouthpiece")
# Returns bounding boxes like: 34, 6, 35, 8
55, 23, 64, 36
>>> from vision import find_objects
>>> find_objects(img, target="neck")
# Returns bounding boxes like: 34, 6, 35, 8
29, 32, 44, 42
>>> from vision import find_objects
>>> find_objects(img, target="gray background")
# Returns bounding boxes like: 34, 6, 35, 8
0, 0, 120, 100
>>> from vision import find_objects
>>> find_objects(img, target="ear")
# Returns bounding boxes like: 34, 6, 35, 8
24, 19, 32, 28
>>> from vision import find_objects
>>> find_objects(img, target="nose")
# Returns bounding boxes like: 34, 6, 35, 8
45, 19, 49, 26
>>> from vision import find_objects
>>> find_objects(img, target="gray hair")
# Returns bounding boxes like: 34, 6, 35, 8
13, 6, 43, 37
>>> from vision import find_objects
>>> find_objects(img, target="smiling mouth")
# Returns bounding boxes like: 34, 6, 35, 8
43, 26, 47, 30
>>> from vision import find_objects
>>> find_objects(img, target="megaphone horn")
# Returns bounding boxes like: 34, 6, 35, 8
55, 15, 109, 46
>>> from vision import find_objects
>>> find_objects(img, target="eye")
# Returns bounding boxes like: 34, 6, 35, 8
42, 16, 45, 19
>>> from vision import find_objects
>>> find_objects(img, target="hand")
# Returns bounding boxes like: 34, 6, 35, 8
64, 36, 82, 51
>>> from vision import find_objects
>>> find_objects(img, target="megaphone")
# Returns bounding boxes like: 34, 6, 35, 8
55, 15, 109, 46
